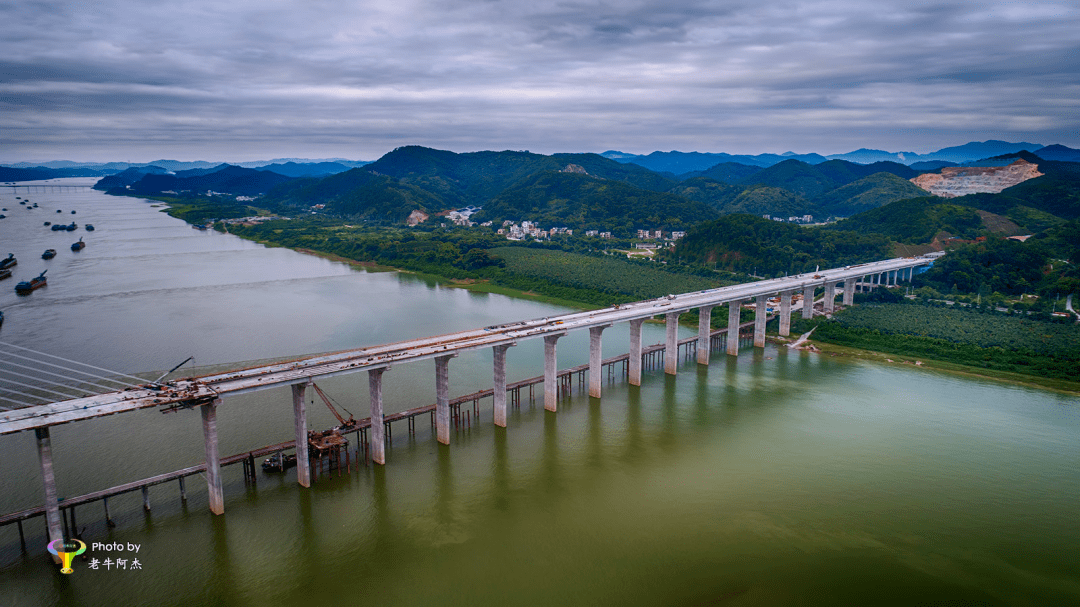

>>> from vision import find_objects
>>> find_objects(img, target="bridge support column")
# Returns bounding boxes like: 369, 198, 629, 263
802, 286, 814, 318
369, 367, 387, 464
292, 383, 311, 487
665, 312, 680, 374
35, 428, 64, 548
492, 344, 514, 427
824, 282, 836, 313
779, 291, 793, 336
543, 333, 564, 412
202, 399, 224, 515
727, 301, 742, 356
843, 279, 855, 306
435, 354, 455, 444
697, 306, 714, 365
754, 295, 767, 347
589, 325, 611, 397
628, 319, 644, 386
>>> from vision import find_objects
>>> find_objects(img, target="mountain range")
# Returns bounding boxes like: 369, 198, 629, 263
113, 144, 1068, 239
601, 140, 1050, 174
9, 139, 1076, 248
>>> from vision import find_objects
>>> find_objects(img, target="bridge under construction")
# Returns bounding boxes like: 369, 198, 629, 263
0, 254, 936, 556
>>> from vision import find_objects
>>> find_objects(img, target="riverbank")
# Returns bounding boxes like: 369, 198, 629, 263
292, 247, 601, 311
780, 336, 1080, 395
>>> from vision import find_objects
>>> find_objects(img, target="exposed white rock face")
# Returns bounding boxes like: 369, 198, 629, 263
407, 209, 429, 226
911, 159, 1043, 197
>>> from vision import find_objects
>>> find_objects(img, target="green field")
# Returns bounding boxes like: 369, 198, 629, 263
488, 247, 727, 301
796, 303, 1080, 381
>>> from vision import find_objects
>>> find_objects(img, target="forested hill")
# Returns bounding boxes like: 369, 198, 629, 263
95, 146, 1078, 246
362, 146, 676, 199
672, 214, 893, 276
129, 165, 295, 197
474, 171, 716, 231
256, 147, 939, 228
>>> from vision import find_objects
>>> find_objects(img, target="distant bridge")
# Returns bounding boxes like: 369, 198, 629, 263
0, 254, 936, 553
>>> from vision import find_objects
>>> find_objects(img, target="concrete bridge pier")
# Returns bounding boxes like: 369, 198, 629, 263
492, 344, 514, 427
802, 286, 814, 318
292, 383, 311, 487
697, 306, 714, 364
779, 291, 793, 336
754, 295, 767, 347
589, 325, 611, 397
824, 282, 836, 313
628, 319, 644, 386
202, 399, 224, 515
35, 427, 64, 547
665, 312, 681, 374
727, 301, 742, 356
543, 333, 566, 411
843, 279, 855, 306
435, 354, 456, 444
368, 367, 388, 464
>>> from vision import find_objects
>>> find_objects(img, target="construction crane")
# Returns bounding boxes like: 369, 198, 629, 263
310, 383, 358, 433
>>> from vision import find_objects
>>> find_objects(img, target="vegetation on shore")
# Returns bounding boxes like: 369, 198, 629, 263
793, 302, 1080, 383
224, 218, 737, 308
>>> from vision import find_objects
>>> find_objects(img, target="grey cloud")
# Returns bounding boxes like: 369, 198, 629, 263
1, 0, 1078, 161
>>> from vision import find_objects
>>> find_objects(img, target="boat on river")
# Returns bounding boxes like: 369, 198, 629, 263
44, 221, 51, 226
71, 238, 85, 251
0, 254, 16, 270
85, 224, 95, 231
42, 249, 57, 260
15, 270, 46, 294
262, 452, 297, 472
66, 222, 77, 231
0, 269, 11, 280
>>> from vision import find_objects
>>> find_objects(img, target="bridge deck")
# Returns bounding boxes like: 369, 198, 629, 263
1, 256, 930, 435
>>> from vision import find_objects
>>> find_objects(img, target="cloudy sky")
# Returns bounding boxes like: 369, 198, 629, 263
2, 0, 1078, 162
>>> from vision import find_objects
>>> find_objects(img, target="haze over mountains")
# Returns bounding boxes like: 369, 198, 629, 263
5, 140, 1074, 180
600, 140, 1051, 174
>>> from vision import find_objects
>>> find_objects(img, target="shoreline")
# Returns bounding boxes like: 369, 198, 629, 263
290, 248, 601, 311
780, 337, 1080, 395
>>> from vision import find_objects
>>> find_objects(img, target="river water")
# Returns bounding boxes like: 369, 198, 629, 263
1, 180, 1078, 606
